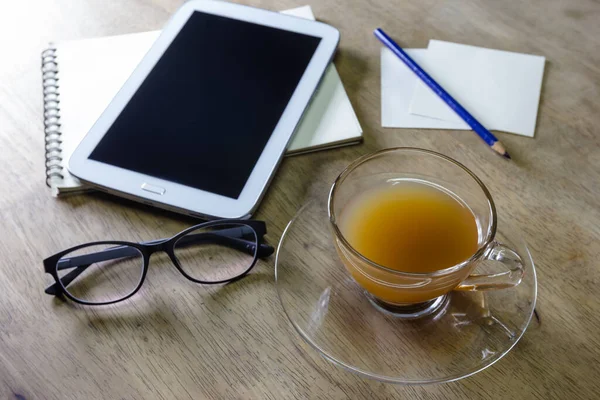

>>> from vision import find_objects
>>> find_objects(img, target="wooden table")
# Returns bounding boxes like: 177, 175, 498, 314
1, 0, 599, 398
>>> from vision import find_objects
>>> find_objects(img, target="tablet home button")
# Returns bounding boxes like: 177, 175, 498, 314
141, 183, 166, 195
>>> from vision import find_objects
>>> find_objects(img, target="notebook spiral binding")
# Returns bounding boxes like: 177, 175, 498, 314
42, 46, 64, 187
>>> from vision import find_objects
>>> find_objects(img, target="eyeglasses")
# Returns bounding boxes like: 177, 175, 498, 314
43, 220, 273, 305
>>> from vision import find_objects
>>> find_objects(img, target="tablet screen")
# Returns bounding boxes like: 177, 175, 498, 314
89, 11, 321, 199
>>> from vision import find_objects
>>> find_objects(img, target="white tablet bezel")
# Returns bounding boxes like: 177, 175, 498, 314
69, 0, 339, 219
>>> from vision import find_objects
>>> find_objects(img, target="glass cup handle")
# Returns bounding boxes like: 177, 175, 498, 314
455, 241, 524, 291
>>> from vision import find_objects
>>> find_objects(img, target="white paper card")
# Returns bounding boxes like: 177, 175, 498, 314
381, 47, 468, 129
409, 40, 545, 137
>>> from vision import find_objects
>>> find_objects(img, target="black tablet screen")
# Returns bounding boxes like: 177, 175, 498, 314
89, 11, 321, 199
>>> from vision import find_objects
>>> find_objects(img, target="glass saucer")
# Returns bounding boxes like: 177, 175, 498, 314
275, 199, 537, 385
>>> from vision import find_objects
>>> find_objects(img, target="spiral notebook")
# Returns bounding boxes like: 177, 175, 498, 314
42, 6, 362, 196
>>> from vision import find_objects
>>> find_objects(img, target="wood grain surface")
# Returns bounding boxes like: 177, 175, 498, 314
1, 0, 599, 398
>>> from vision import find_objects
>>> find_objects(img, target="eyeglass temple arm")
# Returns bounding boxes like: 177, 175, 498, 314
45, 227, 274, 295
177, 230, 273, 258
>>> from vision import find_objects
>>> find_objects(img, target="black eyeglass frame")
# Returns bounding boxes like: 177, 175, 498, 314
43, 219, 273, 306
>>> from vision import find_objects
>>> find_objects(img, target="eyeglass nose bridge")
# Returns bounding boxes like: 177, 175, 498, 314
144, 239, 171, 255
145, 241, 184, 277
144, 240, 183, 269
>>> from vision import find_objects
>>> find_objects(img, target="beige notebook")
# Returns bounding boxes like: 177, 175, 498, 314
42, 5, 362, 196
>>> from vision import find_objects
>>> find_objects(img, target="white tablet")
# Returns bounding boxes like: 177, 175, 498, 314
69, 0, 339, 219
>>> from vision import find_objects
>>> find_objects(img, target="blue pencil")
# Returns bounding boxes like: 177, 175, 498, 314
374, 28, 511, 159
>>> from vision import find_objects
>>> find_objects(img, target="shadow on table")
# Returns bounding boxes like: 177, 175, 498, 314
55, 271, 272, 333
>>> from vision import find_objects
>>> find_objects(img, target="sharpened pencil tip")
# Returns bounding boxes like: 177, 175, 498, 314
491, 141, 511, 160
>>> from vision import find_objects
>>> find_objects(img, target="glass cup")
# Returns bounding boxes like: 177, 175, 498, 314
328, 148, 524, 318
